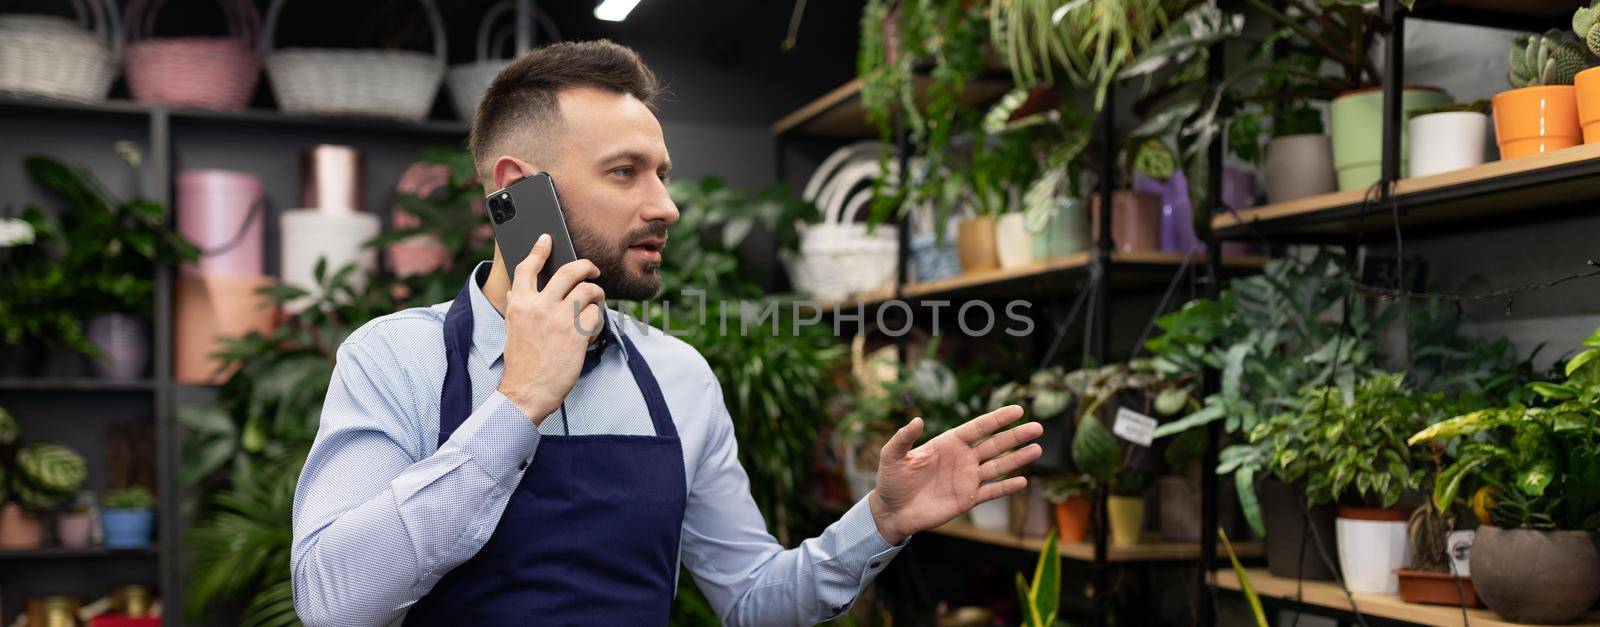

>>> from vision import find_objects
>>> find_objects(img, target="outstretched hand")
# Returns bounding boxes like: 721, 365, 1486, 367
867, 406, 1044, 545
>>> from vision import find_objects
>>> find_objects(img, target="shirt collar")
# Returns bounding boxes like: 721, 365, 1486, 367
466, 260, 627, 367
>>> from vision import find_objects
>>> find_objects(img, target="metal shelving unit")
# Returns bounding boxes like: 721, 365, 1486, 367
0, 95, 467, 626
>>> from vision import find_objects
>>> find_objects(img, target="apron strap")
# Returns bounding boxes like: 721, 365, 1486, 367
437, 267, 481, 447
620, 335, 678, 439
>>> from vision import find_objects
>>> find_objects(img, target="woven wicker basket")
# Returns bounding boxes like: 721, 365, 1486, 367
0, 0, 121, 102
787, 147, 902, 302
123, 0, 260, 110
446, 1, 562, 120
261, 0, 446, 121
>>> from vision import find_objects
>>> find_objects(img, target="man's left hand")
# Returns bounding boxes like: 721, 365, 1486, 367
867, 405, 1043, 545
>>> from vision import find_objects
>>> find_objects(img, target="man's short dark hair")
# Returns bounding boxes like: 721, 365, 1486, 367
469, 39, 661, 179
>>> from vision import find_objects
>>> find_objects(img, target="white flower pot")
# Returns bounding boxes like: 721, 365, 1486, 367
1335, 508, 1411, 594
995, 212, 1034, 269
1408, 111, 1489, 178
968, 497, 1011, 531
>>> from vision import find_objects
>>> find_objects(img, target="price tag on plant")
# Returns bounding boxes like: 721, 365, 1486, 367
1112, 407, 1158, 447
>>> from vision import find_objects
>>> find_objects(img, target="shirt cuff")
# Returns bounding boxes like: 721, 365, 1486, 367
837, 497, 910, 577
451, 391, 541, 485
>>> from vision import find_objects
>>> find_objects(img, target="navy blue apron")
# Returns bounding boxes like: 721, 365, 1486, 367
403, 270, 687, 625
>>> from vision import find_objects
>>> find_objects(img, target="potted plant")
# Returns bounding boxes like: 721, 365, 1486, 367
1394, 489, 1482, 608
54, 491, 95, 549
102, 486, 156, 549
3, 441, 87, 550
1573, 2, 1600, 143
1016, 530, 1060, 627
1044, 474, 1093, 543
1410, 327, 1600, 624
1229, 54, 1338, 203
1070, 363, 1169, 546
1408, 100, 1492, 178
15, 148, 199, 380
1494, 31, 1584, 160
1251, 374, 1434, 595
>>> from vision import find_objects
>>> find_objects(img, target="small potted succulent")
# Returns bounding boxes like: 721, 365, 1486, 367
1043, 474, 1092, 543
1569, 1, 1600, 143
3, 441, 88, 550
1494, 31, 1584, 160
101, 486, 156, 549
1408, 100, 1493, 178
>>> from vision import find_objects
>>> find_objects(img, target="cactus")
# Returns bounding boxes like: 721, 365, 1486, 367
1575, 1, 1600, 57
1509, 29, 1585, 87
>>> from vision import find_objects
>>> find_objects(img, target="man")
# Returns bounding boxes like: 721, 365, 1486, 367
291, 40, 1043, 626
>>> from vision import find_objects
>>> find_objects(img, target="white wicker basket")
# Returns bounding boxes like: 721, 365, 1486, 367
787, 145, 902, 302
446, 1, 562, 120
0, 0, 121, 102
261, 0, 445, 121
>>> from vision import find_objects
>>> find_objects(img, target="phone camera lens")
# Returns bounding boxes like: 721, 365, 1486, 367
492, 211, 506, 223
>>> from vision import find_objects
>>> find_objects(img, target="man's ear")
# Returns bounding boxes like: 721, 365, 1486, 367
491, 155, 536, 191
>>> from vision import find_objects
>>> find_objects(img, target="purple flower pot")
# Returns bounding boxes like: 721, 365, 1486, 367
86, 314, 150, 380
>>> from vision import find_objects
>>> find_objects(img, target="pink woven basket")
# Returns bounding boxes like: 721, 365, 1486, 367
123, 0, 260, 110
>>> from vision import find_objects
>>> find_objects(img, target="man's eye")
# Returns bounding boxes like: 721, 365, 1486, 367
659, 173, 672, 184
612, 166, 634, 178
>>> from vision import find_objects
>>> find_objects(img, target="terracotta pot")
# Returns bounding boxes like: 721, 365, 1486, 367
1264, 134, 1336, 203
1396, 569, 1482, 608
1575, 66, 1600, 143
1336, 506, 1412, 594
1108, 494, 1145, 546
955, 217, 999, 274
55, 512, 93, 548
1471, 525, 1600, 624
994, 213, 1034, 269
0, 503, 45, 549
1260, 477, 1340, 580
175, 275, 278, 384
1088, 191, 1162, 254
1054, 496, 1091, 543
1492, 85, 1581, 160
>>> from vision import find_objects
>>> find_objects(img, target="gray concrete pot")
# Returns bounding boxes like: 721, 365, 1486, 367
1263, 134, 1337, 204
1471, 525, 1600, 624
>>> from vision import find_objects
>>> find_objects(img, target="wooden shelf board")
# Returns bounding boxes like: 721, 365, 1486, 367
1214, 568, 1600, 627
1212, 142, 1600, 239
928, 521, 1263, 562
0, 546, 159, 560
811, 251, 1271, 312
1439, 0, 1584, 18
0, 378, 156, 392
0, 94, 468, 136
772, 76, 1012, 139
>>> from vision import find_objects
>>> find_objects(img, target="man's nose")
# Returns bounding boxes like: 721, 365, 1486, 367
642, 186, 680, 225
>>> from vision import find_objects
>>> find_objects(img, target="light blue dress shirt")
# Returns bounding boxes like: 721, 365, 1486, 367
291, 261, 908, 626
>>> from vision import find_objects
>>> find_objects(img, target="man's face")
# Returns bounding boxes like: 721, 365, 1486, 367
535, 87, 679, 301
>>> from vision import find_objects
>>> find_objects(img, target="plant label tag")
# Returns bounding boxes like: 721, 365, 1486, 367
1113, 407, 1158, 447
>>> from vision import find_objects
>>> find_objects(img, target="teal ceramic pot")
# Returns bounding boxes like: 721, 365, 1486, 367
1329, 86, 1450, 191
1029, 197, 1088, 260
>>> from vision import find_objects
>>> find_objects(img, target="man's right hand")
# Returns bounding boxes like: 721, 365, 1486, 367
497, 234, 607, 424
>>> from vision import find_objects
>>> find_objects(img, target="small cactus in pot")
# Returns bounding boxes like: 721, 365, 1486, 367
1509, 29, 1584, 87
1574, 1, 1600, 56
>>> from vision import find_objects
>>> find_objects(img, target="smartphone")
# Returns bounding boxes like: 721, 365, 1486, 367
486, 172, 577, 290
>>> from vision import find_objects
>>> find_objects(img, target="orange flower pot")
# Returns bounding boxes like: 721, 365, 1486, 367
1492, 85, 1580, 160
1575, 67, 1600, 143
1054, 496, 1091, 543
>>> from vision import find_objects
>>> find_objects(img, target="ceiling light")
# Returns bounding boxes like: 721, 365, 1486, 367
594, 0, 641, 21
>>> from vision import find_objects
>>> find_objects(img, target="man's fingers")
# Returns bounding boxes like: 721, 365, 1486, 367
973, 421, 1044, 461
951, 405, 1025, 445
979, 443, 1042, 482
542, 259, 600, 301
881, 417, 924, 461
975, 476, 1028, 504
514, 234, 552, 290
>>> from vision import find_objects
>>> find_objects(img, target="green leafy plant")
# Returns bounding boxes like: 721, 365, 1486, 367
1015, 529, 1061, 627
1411, 325, 1600, 530
1, 150, 197, 356
104, 486, 156, 509
1509, 29, 1585, 88
1069, 363, 1176, 496
0, 404, 17, 447
1043, 473, 1093, 503
1220, 527, 1269, 627
12, 442, 87, 512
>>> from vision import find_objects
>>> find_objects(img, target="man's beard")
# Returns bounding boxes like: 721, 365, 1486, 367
570, 220, 669, 301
